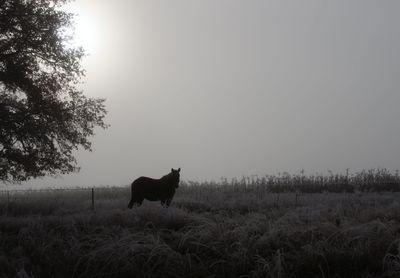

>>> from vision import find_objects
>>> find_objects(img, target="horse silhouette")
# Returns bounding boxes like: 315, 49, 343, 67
128, 168, 181, 208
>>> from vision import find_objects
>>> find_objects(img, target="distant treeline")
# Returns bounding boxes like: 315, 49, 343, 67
182, 169, 400, 193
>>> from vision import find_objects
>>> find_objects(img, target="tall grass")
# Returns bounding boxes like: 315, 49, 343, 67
184, 168, 400, 193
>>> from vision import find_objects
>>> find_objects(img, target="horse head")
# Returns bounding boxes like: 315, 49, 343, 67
170, 168, 181, 188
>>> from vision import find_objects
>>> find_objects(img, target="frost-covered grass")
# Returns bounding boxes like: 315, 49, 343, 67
1, 186, 400, 277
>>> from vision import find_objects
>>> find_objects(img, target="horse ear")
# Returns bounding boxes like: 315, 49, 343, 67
178, 168, 181, 172
171, 168, 174, 172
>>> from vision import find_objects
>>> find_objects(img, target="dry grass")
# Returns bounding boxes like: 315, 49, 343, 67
1, 185, 400, 277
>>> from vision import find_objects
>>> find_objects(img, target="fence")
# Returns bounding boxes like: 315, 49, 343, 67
1, 169, 400, 213
0, 186, 129, 214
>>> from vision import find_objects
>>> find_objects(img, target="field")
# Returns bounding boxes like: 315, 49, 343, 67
1, 175, 400, 278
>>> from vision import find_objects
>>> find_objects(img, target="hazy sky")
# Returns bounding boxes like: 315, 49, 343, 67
21, 0, 400, 187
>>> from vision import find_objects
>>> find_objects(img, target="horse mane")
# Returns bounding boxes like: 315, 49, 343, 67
160, 172, 174, 181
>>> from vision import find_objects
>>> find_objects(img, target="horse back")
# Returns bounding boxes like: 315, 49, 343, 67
132, 176, 158, 186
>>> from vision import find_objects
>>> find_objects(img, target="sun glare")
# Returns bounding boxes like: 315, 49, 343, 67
73, 12, 97, 54
63, 3, 98, 55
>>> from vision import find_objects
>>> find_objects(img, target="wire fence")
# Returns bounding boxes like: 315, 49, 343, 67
0, 186, 129, 213
1, 169, 400, 214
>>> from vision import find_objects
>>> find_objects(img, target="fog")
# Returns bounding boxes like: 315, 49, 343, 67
21, 0, 400, 187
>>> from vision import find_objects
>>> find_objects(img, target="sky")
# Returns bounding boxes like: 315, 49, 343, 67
18, 0, 400, 187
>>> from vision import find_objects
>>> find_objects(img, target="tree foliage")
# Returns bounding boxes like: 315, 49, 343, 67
0, 0, 108, 182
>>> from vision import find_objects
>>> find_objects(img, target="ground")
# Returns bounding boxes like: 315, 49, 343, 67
0, 185, 400, 277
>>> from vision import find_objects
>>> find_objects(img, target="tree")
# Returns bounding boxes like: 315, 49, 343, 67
0, 0, 108, 182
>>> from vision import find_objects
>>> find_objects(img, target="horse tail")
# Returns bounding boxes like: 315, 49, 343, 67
127, 182, 135, 209
128, 198, 134, 209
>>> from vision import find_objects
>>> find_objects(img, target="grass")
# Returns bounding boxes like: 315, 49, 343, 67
1, 178, 400, 277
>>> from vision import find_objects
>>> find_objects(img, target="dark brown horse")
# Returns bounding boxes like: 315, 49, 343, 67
128, 168, 181, 208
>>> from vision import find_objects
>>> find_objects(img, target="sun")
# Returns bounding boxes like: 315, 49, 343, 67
73, 12, 97, 54
63, 3, 98, 55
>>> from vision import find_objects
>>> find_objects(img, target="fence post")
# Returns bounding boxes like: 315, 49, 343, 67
7, 191, 9, 214
91, 188, 94, 210
276, 192, 280, 207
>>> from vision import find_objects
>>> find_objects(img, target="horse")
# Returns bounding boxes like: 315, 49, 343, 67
127, 168, 181, 208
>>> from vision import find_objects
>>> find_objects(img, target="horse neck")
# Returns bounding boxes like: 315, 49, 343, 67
160, 173, 173, 182
160, 173, 179, 187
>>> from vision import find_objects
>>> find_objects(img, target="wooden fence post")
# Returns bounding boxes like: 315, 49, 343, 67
276, 192, 280, 207
7, 191, 9, 213
91, 188, 94, 210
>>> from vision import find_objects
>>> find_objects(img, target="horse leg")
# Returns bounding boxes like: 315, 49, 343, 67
135, 198, 143, 207
165, 199, 172, 208
160, 199, 166, 207
128, 189, 143, 209
129, 197, 143, 208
